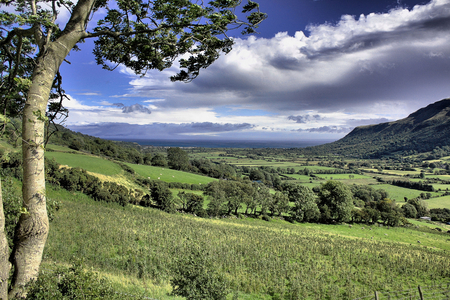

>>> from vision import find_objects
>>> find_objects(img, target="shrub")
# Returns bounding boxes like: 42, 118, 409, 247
27, 261, 144, 299
170, 245, 229, 300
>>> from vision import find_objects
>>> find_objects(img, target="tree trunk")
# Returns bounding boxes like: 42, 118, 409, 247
0, 179, 11, 300
8, 4, 91, 294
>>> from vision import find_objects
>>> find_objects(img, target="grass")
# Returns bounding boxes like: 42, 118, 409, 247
44, 186, 450, 300
375, 184, 440, 202
45, 151, 123, 176
125, 163, 217, 185
425, 195, 450, 209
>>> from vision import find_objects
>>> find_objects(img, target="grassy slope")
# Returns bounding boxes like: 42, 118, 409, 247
45, 151, 123, 176
125, 163, 216, 185
44, 187, 450, 300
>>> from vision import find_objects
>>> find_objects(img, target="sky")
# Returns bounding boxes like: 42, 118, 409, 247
55, 0, 450, 143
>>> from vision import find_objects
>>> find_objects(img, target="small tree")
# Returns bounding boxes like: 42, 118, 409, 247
402, 203, 418, 219
318, 181, 353, 223
407, 198, 429, 218
167, 147, 190, 171
289, 185, 320, 222
171, 245, 229, 300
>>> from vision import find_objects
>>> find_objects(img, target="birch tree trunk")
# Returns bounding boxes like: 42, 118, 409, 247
0, 179, 11, 300
8, 1, 93, 297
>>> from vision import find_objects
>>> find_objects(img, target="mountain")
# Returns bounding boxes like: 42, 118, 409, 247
310, 99, 450, 158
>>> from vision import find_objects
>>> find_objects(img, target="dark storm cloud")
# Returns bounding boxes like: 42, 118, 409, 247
68, 122, 254, 139
288, 114, 323, 123
113, 103, 151, 114
295, 126, 353, 134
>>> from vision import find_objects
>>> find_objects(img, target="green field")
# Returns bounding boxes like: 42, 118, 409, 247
125, 163, 217, 185
373, 184, 435, 202
425, 195, 450, 209
44, 187, 450, 300
45, 151, 123, 176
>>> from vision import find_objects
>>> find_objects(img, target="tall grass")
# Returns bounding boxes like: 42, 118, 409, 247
45, 187, 450, 300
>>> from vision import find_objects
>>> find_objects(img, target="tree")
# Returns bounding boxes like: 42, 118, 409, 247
317, 181, 353, 223
167, 147, 189, 171
0, 0, 266, 297
407, 198, 429, 218
151, 153, 168, 167
288, 185, 320, 222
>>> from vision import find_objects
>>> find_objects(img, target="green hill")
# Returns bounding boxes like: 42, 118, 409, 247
308, 99, 450, 158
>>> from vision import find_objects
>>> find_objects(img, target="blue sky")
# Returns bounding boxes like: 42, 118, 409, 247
55, 0, 450, 142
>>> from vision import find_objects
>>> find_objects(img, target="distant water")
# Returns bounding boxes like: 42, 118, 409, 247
112, 139, 334, 149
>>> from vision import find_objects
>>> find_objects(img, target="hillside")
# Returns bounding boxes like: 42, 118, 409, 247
309, 99, 450, 158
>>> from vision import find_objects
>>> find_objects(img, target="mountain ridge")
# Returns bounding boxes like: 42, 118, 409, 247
310, 99, 450, 157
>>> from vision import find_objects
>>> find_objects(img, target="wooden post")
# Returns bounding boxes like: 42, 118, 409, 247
418, 285, 424, 300
375, 291, 379, 300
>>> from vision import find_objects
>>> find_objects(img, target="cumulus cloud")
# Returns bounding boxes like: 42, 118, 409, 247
122, 0, 450, 117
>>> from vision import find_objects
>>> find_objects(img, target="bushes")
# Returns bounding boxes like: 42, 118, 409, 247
45, 159, 134, 207
27, 261, 145, 300
170, 245, 229, 300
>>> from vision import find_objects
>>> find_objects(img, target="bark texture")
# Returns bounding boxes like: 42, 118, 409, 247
8, 1, 94, 297
0, 179, 11, 300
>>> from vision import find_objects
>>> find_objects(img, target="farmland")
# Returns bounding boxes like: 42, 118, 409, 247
3, 140, 450, 299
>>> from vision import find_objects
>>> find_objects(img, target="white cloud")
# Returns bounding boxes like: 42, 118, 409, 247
64, 0, 450, 140
120, 0, 450, 116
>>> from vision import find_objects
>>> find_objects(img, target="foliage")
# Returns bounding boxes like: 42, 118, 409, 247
167, 147, 190, 171
170, 244, 229, 300
1, 177, 22, 248
151, 153, 168, 167
402, 203, 418, 219
407, 198, 429, 218
27, 260, 144, 299
150, 181, 176, 213
288, 185, 320, 222
430, 208, 450, 222
318, 181, 354, 223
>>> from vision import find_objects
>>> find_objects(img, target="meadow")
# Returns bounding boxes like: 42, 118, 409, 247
44, 186, 450, 300
124, 163, 216, 185
45, 151, 123, 176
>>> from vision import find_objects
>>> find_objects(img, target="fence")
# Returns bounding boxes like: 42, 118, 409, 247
354, 284, 450, 300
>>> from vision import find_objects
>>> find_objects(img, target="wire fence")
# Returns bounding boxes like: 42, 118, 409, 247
353, 283, 450, 300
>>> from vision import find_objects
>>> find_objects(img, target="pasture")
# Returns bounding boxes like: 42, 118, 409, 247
425, 195, 450, 210
45, 151, 123, 176
125, 163, 217, 185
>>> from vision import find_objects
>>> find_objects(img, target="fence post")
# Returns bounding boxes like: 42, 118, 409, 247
375, 291, 379, 300
418, 285, 424, 300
